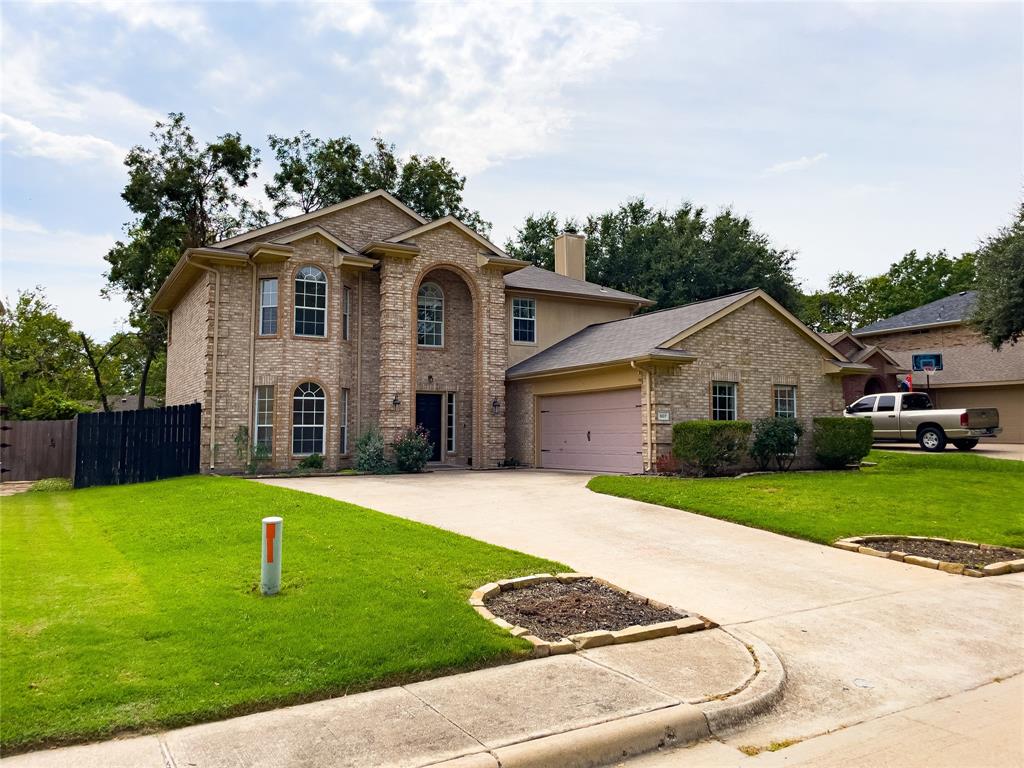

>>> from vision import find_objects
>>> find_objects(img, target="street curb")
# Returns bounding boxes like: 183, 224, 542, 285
698, 627, 787, 736
488, 703, 709, 768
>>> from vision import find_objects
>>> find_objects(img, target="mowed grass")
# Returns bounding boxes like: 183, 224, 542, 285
0, 476, 565, 752
588, 451, 1024, 548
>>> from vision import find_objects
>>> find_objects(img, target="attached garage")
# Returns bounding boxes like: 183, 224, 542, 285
538, 388, 643, 473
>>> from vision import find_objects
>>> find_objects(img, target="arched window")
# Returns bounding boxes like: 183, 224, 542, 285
292, 382, 325, 455
294, 266, 327, 336
417, 282, 443, 347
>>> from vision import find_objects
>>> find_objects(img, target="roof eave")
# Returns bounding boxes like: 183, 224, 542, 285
854, 319, 964, 337
507, 350, 697, 381
504, 285, 652, 307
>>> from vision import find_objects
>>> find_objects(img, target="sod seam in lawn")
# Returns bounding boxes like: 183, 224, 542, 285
0, 476, 566, 752
587, 451, 1024, 548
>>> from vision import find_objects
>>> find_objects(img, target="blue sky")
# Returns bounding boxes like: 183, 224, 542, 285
2, 1, 1021, 340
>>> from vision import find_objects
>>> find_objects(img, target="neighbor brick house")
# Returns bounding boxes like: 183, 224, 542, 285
153, 190, 870, 473
853, 291, 1024, 442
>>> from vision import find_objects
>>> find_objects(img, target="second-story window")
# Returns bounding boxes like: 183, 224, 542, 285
417, 282, 443, 347
342, 285, 352, 341
512, 297, 536, 343
294, 266, 327, 337
259, 278, 278, 335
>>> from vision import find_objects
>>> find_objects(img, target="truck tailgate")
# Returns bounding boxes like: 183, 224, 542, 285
965, 408, 999, 428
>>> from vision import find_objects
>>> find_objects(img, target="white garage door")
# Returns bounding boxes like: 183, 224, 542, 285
539, 388, 643, 473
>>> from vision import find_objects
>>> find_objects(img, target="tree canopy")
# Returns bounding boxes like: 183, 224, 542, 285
971, 203, 1024, 348
505, 199, 800, 312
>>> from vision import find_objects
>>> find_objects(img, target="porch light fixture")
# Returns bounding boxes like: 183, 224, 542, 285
491, 397, 501, 415
392, 393, 401, 409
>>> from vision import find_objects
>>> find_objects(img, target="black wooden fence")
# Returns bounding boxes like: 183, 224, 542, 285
73, 404, 201, 489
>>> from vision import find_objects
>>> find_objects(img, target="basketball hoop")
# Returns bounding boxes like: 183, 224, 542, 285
921, 362, 936, 375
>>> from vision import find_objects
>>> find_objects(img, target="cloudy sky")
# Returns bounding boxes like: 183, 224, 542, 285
1, 1, 1021, 339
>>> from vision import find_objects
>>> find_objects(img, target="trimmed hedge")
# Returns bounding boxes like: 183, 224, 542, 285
672, 420, 752, 476
750, 417, 804, 471
813, 417, 873, 468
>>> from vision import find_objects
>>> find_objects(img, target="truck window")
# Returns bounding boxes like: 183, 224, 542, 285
902, 393, 933, 411
877, 395, 896, 412
850, 396, 876, 413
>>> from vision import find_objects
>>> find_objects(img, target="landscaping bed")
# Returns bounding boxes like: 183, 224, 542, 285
486, 578, 686, 641
862, 538, 1022, 569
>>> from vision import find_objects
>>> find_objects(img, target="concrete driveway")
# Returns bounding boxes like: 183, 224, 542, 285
258, 470, 1024, 748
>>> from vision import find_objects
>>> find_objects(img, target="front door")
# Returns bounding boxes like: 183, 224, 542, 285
415, 393, 443, 461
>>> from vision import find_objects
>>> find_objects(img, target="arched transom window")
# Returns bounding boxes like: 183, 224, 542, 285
294, 266, 327, 337
417, 282, 444, 347
292, 382, 325, 455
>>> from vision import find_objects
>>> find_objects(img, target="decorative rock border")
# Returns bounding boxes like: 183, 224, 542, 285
834, 536, 1024, 577
469, 573, 715, 657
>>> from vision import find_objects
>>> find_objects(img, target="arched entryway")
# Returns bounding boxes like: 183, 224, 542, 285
864, 376, 886, 396
410, 266, 480, 466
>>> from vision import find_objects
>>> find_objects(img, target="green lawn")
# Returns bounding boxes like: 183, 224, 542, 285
0, 477, 565, 752
588, 451, 1024, 548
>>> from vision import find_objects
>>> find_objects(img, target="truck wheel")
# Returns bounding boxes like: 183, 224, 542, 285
918, 427, 947, 452
953, 439, 979, 451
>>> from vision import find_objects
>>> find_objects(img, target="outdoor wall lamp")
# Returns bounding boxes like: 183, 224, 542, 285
491, 397, 501, 415
392, 393, 401, 409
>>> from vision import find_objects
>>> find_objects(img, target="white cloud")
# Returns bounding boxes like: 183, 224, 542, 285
369, 2, 647, 174
1, 215, 117, 268
1, 213, 47, 235
307, 1, 384, 35
23, 0, 208, 39
761, 152, 829, 177
0, 113, 125, 166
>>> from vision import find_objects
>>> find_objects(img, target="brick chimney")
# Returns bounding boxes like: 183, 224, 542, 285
554, 232, 586, 281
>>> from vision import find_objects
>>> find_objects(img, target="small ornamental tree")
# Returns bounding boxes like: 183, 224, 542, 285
672, 420, 752, 476
749, 417, 804, 471
393, 425, 433, 473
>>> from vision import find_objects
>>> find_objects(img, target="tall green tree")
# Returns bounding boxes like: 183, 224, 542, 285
104, 113, 264, 404
0, 289, 94, 419
972, 203, 1024, 348
263, 133, 490, 234
505, 199, 800, 312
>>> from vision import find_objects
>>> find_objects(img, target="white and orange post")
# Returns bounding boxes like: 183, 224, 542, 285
261, 516, 283, 595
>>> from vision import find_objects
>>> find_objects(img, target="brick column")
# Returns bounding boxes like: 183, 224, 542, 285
377, 257, 414, 441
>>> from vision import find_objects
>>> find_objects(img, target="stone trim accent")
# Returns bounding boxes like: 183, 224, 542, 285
468, 573, 714, 657
834, 535, 1024, 577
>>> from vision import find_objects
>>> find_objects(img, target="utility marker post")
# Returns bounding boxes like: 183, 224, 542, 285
261, 516, 283, 596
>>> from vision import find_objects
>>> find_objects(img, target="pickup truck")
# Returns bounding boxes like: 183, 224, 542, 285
843, 391, 1001, 452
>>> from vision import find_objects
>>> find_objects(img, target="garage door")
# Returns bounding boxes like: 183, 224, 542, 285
539, 388, 643, 473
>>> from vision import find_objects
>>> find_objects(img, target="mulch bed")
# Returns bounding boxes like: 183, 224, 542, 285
486, 578, 686, 642
866, 538, 1023, 569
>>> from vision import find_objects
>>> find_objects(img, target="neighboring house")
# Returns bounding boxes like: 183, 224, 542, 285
152, 189, 869, 474
853, 291, 1024, 442
819, 331, 908, 404
88, 395, 162, 412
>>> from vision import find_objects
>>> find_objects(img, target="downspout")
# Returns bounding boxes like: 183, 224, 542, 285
193, 261, 221, 470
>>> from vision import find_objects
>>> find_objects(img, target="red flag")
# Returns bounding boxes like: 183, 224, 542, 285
906, 373, 913, 392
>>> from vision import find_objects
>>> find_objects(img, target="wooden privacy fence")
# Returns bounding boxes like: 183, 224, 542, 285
73, 404, 201, 488
0, 419, 75, 482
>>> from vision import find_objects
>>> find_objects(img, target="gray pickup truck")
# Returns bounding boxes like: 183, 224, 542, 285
843, 391, 1001, 452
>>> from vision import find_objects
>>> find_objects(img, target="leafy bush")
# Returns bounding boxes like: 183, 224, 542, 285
393, 425, 433, 473
353, 425, 393, 474
22, 390, 90, 420
28, 477, 73, 492
297, 453, 324, 470
812, 417, 873, 468
672, 420, 752, 476
232, 425, 271, 474
654, 453, 680, 474
750, 417, 805, 471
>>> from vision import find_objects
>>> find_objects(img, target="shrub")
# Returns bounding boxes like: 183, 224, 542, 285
750, 417, 805, 471
232, 425, 271, 474
654, 453, 680, 474
28, 477, 72, 492
812, 417, 873, 468
353, 425, 392, 474
297, 453, 324, 470
393, 425, 433, 473
672, 420, 752, 476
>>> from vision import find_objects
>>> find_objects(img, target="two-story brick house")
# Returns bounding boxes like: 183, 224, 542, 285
153, 190, 869, 473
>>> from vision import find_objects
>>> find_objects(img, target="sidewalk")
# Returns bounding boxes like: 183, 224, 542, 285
620, 674, 1024, 767
2, 628, 782, 768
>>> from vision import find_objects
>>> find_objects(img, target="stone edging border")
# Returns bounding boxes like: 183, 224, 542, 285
834, 536, 1024, 577
469, 573, 716, 657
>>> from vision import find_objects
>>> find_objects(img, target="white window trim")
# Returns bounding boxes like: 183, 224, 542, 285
417, 282, 444, 348
254, 385, 274, 452
294, 266, 328, 338
773, 384, 797, 419
259, 277, 278, 335
511, 296, 537, 345
342, 285, 351, 341
292, 382, 326, 456
711, 381, 738, 421
340, 388, 350, 455
446, 392, 456, 454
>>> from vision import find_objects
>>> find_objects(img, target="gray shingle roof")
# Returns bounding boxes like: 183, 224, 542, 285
504, 266, 651, 305
854, 291, 978, 335
507, 290, 754, 377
